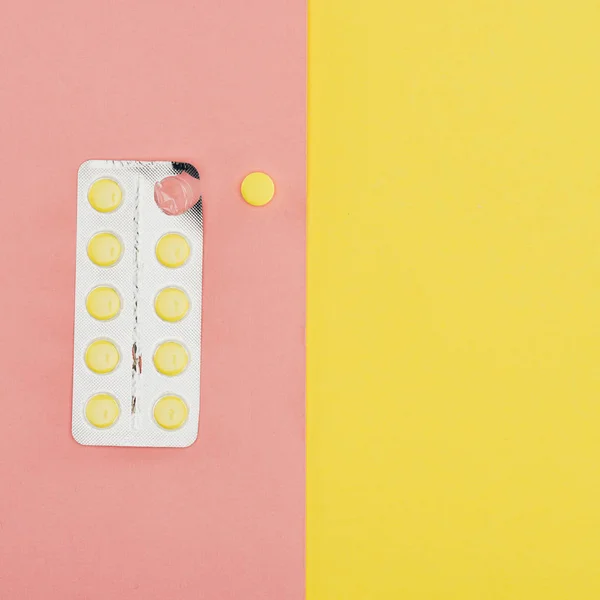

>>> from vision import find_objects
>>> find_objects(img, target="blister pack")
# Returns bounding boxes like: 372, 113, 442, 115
72, 160, 203, 447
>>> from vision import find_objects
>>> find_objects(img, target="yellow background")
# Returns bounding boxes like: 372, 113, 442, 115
308, 1, 600, 598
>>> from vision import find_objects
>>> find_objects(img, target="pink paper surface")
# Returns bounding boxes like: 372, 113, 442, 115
0, 1, 305, 598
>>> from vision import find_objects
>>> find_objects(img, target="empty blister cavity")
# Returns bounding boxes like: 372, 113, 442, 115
154, 170, 202, 216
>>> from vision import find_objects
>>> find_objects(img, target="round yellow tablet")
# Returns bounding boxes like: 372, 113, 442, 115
153, 341, 189, 376
153, 395, 188, 430
85, 393, 120, 428
87, 232, 123, 267
155, 287, 189, 322
241, 172, 275, 206
88, 178, 123, 213
85, 339, 120, 374
155, 233, 190, 268
86, 286, 121, 321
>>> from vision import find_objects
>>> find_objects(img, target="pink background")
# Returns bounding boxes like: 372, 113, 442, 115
0, 1, 305, 598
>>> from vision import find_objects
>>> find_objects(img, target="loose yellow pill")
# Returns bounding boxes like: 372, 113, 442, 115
86, 286, 121, 321
87, 232, 123, 267
85, 393, 120, 428
241, 172, 275, 206
88, 178, 123, 213
153, 341, 189, 376
85, 339, 120, 374
155, 233, 190, 268
155, 287, 189, 322
153, 395, 188, 430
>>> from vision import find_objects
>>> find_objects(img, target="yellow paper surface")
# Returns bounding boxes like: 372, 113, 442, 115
308, 2, 600, 598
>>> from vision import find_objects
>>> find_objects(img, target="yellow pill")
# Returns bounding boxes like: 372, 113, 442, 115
88, 178, 123, 213
155, 287, 189, 322
87, 232, 123, 267
85, 339, 120, 374
154, 395, 188, 430
155, 233, 190, 268
85, 393, 120, 428
86, 286, 121, 321
153, 341, 189, 376
241, 172, 275, 206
